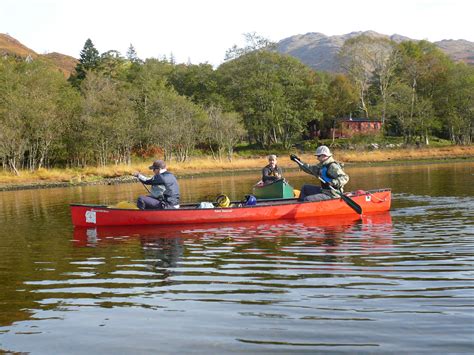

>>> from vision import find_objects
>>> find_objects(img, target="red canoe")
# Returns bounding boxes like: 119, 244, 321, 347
70, 189, 391, 227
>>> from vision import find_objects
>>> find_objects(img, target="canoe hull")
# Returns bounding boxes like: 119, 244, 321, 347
253, 179, 295, 199
71, 189, 391, 227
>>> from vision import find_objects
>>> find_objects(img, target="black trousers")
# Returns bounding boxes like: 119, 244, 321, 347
298, 184, 333, 202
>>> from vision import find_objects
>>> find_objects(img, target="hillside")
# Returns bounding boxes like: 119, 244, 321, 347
1, 32, 472, 76
42, 52, 78, 77
0, 33, 38, 58
277, 31, 474, 72
0, 33, 77, 77
435, 39, 474, 64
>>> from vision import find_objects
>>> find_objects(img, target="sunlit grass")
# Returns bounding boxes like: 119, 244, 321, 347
1, 146, 473, 186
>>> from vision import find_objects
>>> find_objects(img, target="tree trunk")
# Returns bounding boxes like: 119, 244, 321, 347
8, 158, 20, 176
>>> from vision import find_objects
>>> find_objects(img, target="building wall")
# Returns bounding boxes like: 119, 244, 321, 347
331, 120, 382, 138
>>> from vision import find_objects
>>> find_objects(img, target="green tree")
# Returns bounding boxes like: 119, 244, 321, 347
0, 58, 28, 174
204, 106, 245, 161
224, 32, 276, 61
168, 63, 227, 108
126, 58, 174, 149
80, 72, 138, 166
69, 39, 100, 88
339, 35, 399, 122
397, 40, 450, 144
126, 44, 141, 63
142, 89, 206, 162
325, 74, 359, 118
98, 50, 127, 79
0, 58, 80, 173
385, 82, 434, 143
437, 63, 474, 144
218, 50, 323, 148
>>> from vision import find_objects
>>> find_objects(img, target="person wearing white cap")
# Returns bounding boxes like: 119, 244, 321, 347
290, 145, 349, 201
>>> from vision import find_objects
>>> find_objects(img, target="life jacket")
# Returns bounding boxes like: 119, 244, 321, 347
320, 162, 337, 189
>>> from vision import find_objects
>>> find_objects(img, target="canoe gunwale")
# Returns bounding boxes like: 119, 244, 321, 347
71, 188, 391, 212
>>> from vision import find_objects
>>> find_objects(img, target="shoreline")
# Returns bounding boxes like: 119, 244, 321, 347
1, 146, 473, 192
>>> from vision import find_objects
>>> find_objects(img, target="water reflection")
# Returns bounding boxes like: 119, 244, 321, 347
1, 162, 473, 353
73, 213, 393, 265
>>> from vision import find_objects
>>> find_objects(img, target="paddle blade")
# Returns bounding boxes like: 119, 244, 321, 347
340, 194, 362, 214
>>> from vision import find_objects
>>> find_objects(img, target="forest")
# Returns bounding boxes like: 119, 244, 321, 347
0, 34, 472, 174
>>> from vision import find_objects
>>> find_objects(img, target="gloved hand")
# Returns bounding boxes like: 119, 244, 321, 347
290, 154, 300, 162
320, 175, 332, 184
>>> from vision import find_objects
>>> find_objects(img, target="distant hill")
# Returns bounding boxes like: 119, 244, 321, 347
0, 33, 38, 58
2, 32, 472, 77
435, 39, 474, 64
0, 33, 77, 77
42, 52, 78, 77
277, 31, 474, 72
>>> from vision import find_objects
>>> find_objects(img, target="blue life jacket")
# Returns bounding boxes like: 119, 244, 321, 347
320, 164, 333, 183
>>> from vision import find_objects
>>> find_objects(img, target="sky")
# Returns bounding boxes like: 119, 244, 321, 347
1, 0, 473, 67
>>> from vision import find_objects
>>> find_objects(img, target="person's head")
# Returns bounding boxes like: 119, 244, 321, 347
149, 159, 167, 174
268, 154, 277, 166
315, 145, 332, 162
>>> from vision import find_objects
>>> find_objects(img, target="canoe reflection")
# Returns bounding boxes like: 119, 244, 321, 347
73, 213, 393, 270
73, 212, 393, 247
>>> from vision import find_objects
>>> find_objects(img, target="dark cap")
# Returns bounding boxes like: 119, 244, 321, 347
148, 160, 166, 170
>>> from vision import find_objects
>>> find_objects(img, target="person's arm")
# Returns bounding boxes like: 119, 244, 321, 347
133, 172, 153, 184
329, 164, 349, 189
290, 154, 318, 176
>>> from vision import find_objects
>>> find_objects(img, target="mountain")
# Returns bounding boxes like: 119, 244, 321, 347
0, 33, 38, 58
42, 52, 78, 77
2, 32, 472, 77
0, 33, 77, 77
435, 39, 474, 64
277, 31, 474, 72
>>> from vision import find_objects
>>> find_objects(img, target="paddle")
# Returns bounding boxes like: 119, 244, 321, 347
140, 181, 151, 194
317, 177, 362, 215
290, 155, 363, 215
132, 173, 151, 194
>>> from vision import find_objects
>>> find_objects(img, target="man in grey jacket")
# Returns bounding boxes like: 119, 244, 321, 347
133, 160, 180, 209
290, 146, 349, 201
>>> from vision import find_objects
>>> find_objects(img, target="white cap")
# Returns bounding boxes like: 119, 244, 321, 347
315, 145, 332, 156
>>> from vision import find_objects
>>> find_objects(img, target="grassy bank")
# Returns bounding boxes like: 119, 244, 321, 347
1, 145, 473, 190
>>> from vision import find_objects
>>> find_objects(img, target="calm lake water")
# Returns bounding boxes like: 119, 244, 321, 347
0, 161, 473, 354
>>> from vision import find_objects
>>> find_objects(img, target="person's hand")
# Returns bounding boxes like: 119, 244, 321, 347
132, 172, 139, 177
290, 154, 300, 162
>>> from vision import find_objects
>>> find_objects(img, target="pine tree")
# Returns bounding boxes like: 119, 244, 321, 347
126, 44, 141, 63
69, 39, 100, 87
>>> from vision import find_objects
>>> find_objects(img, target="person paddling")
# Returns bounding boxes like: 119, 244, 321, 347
133, 160, 180, 209
290, 145, 349, 201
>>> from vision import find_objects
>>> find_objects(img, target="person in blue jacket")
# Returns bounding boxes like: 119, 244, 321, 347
133, 160, 180, 209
